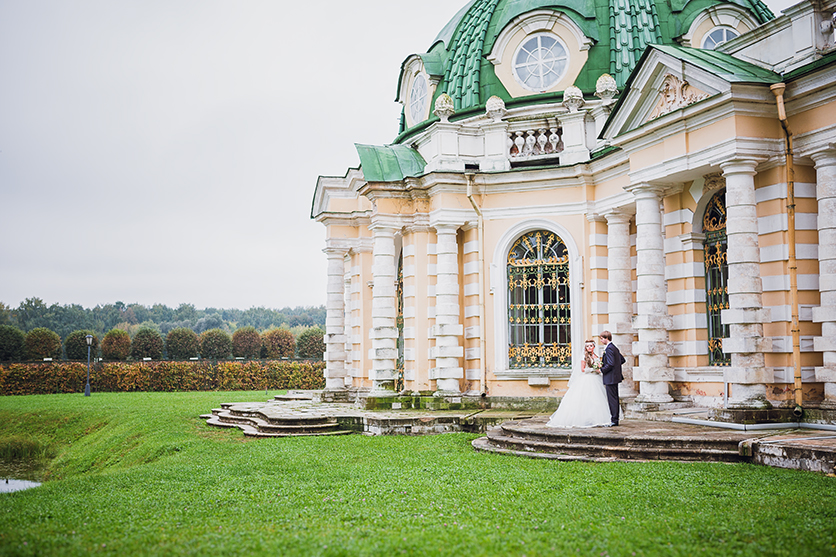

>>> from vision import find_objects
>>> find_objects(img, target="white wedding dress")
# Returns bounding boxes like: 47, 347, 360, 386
546, 359, 613, 428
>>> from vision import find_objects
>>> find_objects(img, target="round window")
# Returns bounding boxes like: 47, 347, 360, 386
512, 33, 569, 92
701, 27, 738, 50
409, 74, 428, 123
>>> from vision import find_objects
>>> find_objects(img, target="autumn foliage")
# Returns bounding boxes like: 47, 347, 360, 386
101, 329, 131, 360
0, 360, 325, 395
261, 328, 295, 359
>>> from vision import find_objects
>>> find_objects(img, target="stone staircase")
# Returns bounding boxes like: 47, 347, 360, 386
472, 418, 750, 462
201, 402, 350, 438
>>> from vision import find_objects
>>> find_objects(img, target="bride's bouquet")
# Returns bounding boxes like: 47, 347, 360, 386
589, 358, 602, 374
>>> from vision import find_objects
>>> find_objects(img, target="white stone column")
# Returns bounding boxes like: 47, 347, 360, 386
431, 224, 464, 395
720, 159, 772, 409
605, 210, 637, 397
627, 184, 674, 404
369, 226, 399, 393
324, 247, 349, 391
811, 148, 836, 408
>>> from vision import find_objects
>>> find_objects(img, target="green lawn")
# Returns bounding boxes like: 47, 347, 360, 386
0, 391, 834, 557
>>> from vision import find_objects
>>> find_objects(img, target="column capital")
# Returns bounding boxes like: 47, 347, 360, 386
433, 222, 461, 234
369, 223, 399, 236
625, 182, 667, 199
604, 210, 633, 226
718, 158, 760, 176
323, 245, 349, 256
810, 145, 836, 168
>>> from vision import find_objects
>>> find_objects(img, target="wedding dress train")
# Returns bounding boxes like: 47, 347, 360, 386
546, 368, 613, 428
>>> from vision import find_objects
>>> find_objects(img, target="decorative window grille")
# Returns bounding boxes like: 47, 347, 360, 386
703, 189, 730, 366
396, 252, 404, 390
507, 230, 571, 368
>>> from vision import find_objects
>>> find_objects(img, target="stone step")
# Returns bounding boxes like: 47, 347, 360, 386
216, 411, 341, 431
204, 415, 351, 438
499, 422, 743, 452
476, 431, 744, 462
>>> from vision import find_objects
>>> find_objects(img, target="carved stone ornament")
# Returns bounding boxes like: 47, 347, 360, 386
703, 172, 725, 194
562, 85, 585, 113
434, 93, 455, 122
485, 95, 507, 121
595, 74, 618, 103
648, 74, 709, 121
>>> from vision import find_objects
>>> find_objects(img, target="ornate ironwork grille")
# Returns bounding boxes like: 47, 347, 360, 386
704, 189, 730, 366
396, 253, 404, 390
507, 230, 571, 368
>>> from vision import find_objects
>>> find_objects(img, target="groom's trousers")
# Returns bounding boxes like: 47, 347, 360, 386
605, 383, 620, 424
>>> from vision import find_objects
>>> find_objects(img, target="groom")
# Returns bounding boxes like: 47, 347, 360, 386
598, 330, 625, 426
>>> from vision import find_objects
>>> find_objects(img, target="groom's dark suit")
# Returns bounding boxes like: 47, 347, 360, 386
600, 341, 625, 425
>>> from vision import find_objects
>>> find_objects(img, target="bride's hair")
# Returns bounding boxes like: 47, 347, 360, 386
583, 339, 597, 367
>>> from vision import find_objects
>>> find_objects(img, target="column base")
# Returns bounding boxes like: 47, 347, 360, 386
727, 383, 771, 409
635, 381, 673, 404
371, 380, 397, 394
434, 378, 462, 396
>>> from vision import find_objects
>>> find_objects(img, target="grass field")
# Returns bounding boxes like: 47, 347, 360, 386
0, 391, 834, 557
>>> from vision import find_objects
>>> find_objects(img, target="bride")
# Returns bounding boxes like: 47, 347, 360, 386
546, 339, 613, 428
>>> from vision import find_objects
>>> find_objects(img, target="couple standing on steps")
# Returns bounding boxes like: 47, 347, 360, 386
546, 331, 625, 429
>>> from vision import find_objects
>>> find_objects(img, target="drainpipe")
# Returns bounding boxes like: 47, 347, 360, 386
466, 173, 488, 396
771, 83, 803, 418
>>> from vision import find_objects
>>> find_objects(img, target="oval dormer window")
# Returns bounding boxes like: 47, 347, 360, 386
512, 33, 569, 92
701, 27, 739, 50
409, 73, 428, 123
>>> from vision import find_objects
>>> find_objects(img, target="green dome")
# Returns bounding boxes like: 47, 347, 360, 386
397, 0, 774, 135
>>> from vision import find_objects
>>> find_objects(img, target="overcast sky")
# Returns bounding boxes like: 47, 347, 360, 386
0, 0, 796, 311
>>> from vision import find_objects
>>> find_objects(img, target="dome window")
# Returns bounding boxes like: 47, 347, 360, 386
701, 26, 739, 50
409, 74, 429, 123
512, 33, 569, 92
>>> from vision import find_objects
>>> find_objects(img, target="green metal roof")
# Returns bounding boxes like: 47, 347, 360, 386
355, 144, 427, 182
600, 43, 781, 138
395, 0, 775, 139
653, 44, 781, 83
610, 0, 663, 86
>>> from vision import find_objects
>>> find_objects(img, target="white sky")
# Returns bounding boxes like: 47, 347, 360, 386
0, 0, 797, 310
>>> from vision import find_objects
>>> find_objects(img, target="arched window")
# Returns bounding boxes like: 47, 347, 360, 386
512, 33, 569, 92
409, 74, 428, 123
703, 189, 730, 366
507, 230, 571, 368
701, 27, 738, 50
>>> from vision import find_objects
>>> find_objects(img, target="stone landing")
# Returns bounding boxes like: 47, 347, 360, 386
201, 394, 836, 473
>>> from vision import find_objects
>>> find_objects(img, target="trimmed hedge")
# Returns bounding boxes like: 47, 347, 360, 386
0, 360, 326, 395
64, 330, 99, 360
199, 328, 232, 360
24, 327, 62, 360
262, 328, 295, 359
131, 327, 164, 360
297, 327, 325, 359
232, 326, 261, 359
0, 325, 25, 361
102, 329, 131, 360
166, 328, 199, 360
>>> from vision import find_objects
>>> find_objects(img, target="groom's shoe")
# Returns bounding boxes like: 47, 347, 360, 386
610, 422, 619, 427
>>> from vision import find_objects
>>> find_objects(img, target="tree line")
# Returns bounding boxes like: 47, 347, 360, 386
0, 298, 325, 340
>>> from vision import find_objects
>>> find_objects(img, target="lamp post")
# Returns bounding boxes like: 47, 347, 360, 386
85, 334, 92, 397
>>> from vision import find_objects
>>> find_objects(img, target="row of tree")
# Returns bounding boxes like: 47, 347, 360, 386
0, 324, 325, 362
0, 298, 326, 341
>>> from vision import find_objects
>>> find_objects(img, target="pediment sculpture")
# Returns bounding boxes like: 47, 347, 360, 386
647, 74, 709, 121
